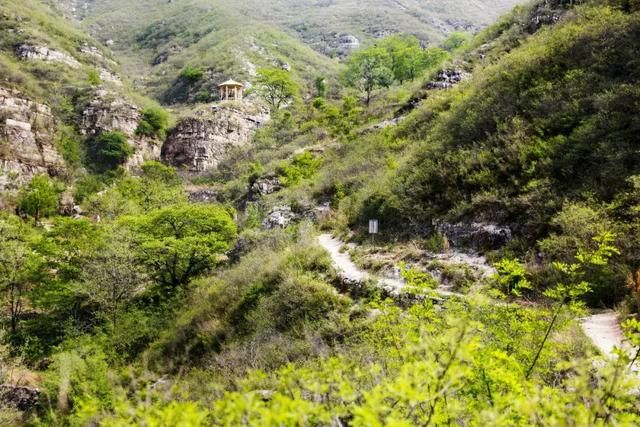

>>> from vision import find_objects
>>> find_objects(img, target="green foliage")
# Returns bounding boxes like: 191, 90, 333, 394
277, 152, 323, 186
0, 217, 43, 333
389, 5, 640, 267
442, 31, 472, 51
131, 204, 237, 292
58, 134, 83, 168
493, 258, 532, 296
17, 174, 60, 223
379, 35, 450, 83
87, 69, 101, 86
314, 76, 327, 98
256, 68, 300, 111
344, 46, 394, 105
88, 131, 133, 171
527, 231, 619, 379
135, 106, 170, 139
400, 262, 438, 293
179, 66, 204, 82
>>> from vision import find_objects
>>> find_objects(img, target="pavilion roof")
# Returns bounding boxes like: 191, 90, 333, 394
218, 79, 243, 87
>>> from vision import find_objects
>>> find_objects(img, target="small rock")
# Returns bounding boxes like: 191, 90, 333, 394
262, 206, 299, 229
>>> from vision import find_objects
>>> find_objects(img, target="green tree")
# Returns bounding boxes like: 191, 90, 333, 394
442, 31, 471, 52
133, 204, 237, 292
256, 68, 300, 111
179, 66, 204, 82
0, 217, 42, 333
89, 131, 133, 171
344, 46, 394, 105
81, 230, 148, 329
17, 174, 60, 224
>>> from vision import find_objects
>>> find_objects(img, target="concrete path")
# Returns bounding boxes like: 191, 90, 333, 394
581, 311, 625, 357
318, 234, 460, 298
318, 234, 370, 284
319, 234, 632, 360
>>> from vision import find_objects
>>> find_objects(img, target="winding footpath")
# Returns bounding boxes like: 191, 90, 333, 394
318, 234, 627, 358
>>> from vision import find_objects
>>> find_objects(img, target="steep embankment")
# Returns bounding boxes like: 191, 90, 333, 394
0, 0, 168, 204
390, 4, 640, 235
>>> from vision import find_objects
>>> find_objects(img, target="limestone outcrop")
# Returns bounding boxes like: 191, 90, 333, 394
249, 174, 283, 199
15, 44, 80, 68
0, 87, 64, 191
162, 103, 269, 173
80, 91, 161, 168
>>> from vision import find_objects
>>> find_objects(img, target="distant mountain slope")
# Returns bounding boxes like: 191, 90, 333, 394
53, 0, 524, 104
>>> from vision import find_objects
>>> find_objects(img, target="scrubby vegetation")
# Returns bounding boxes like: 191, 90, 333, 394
2, 0, 640, 424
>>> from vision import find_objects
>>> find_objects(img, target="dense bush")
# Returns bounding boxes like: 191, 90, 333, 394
136, 106, 170, 139
88, 131, 134, 171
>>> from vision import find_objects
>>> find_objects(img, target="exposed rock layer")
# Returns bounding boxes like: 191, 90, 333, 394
162, 103, 270, 173
0, 87, 64, 191
15, 44, 81, 68
80, 91, 160, 168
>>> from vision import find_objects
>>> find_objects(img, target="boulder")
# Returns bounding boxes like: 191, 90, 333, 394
162, 103, 270, 173
262, 206, 299, 229
250, 174, 283, 199
188, 189, 218, 203
426, 69, 470, 90
0, 87, 64, 191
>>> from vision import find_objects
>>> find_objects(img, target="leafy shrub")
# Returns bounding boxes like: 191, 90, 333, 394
179, 66, 204, 82
88, 131, 133, 171
492, 258, 532, 297
87, 69, 101, 86
17, 174, 60, 223
58, 134, 83, 168
277, 152, 323, 186
136, 107, 170, 139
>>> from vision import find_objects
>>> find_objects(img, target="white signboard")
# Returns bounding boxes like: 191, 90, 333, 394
369, 219, 379, 234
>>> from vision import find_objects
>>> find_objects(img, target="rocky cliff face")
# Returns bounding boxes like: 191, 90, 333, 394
162, 103, 270, 173
0, 87, 64, 191
80, 91, 160, 168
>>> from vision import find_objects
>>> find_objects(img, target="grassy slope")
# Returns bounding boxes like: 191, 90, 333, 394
55, 0, 524, 103
0, 0, 158, 117
391, 3, 640, 229
55, 0, 343, 103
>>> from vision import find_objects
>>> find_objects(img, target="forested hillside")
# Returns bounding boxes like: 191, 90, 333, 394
2, 0, 640, 425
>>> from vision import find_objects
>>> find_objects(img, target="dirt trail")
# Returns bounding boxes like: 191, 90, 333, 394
319, 234, 631, 358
